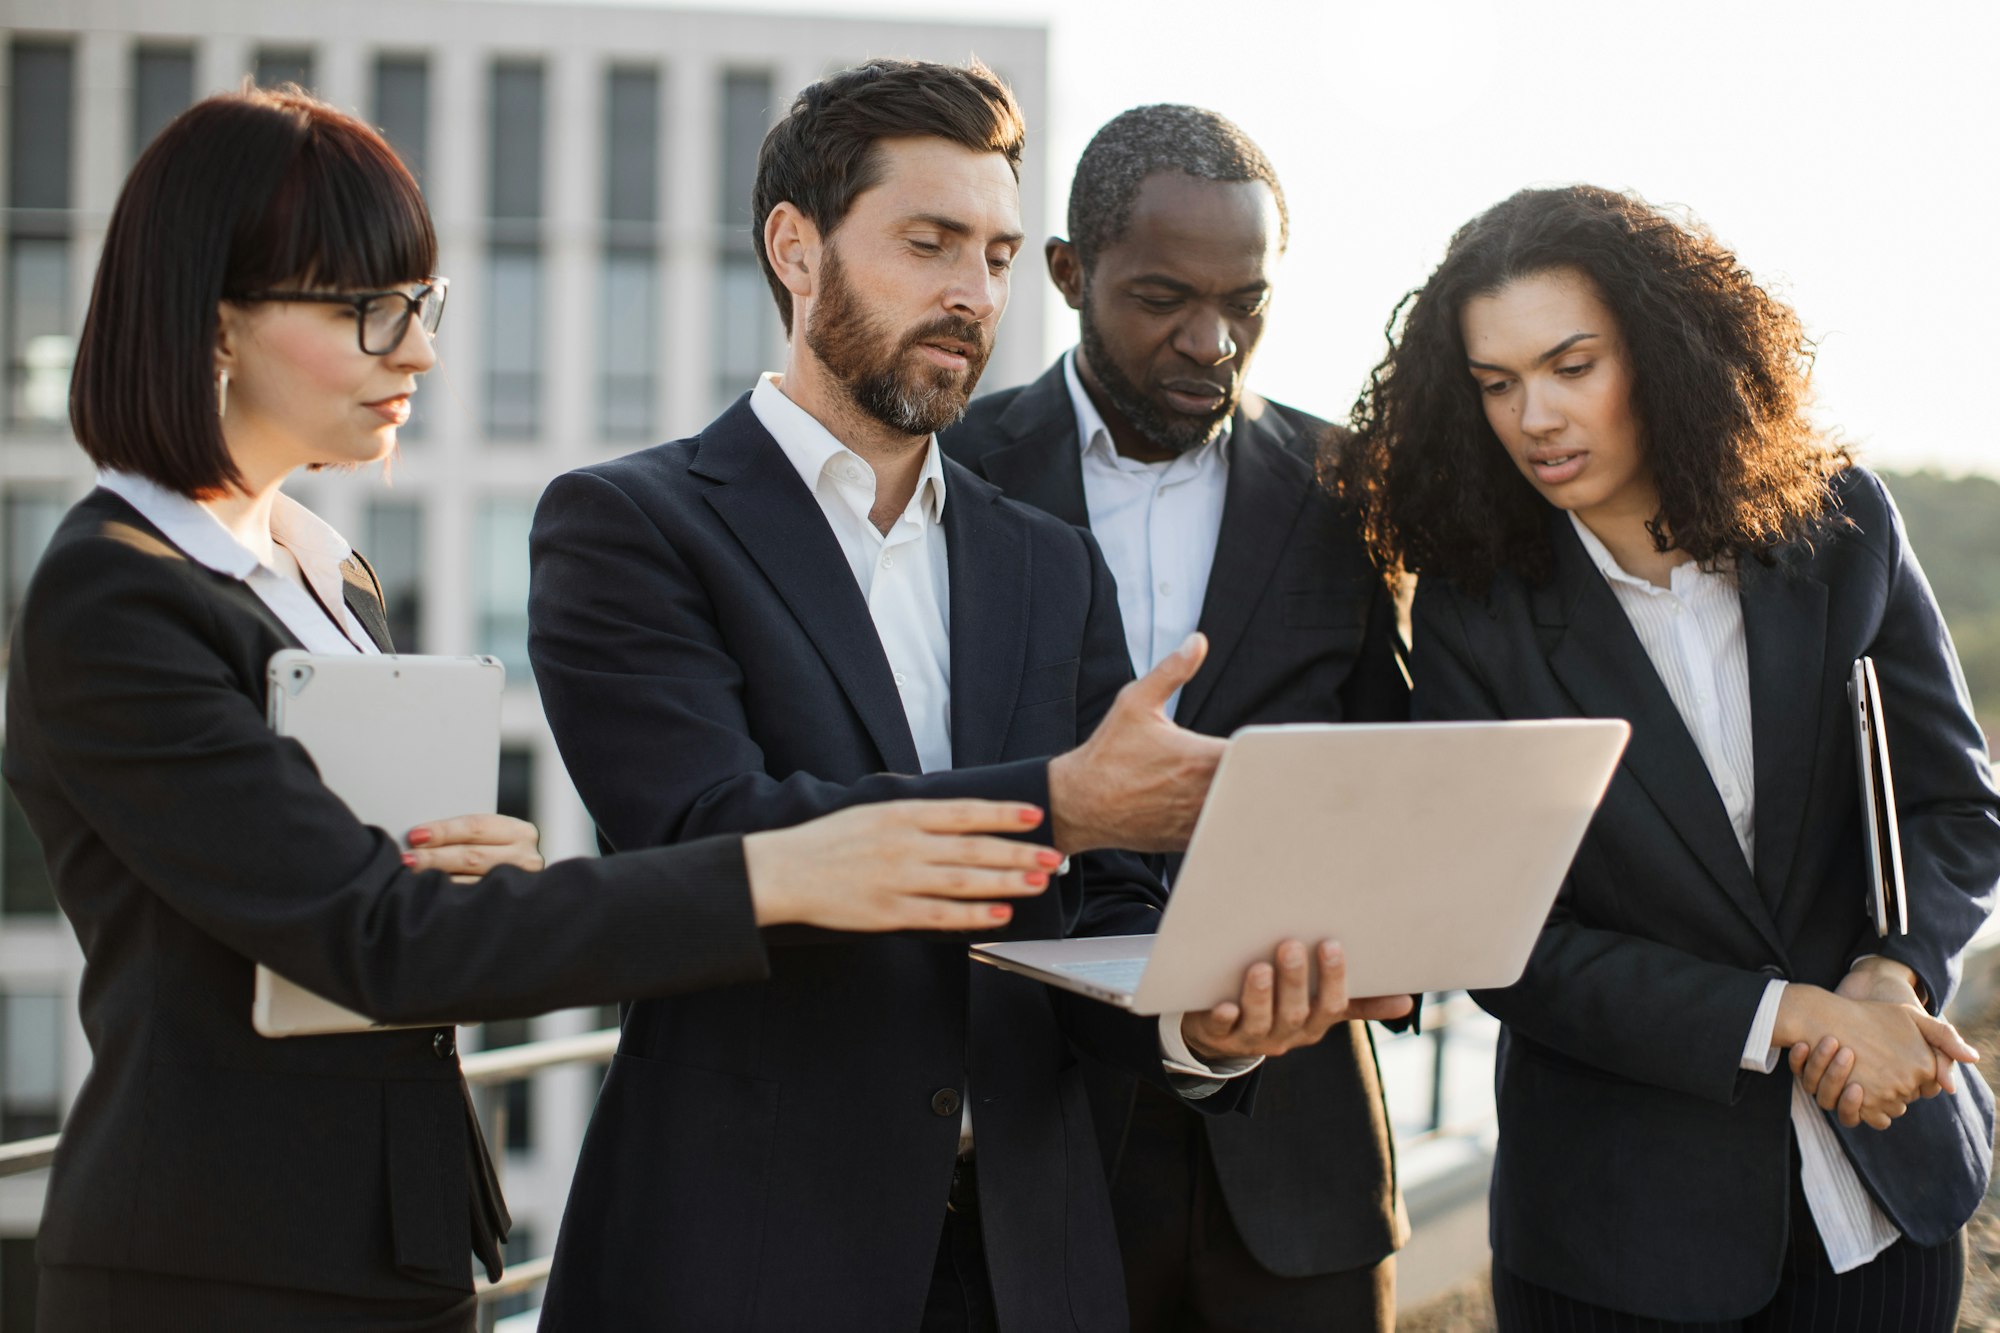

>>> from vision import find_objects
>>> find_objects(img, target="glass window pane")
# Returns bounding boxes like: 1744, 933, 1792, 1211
489, 63, 545, 221
485, 246, 542, 438
600, 249, 656, 439
0, 992, 63, 1139
253, 48, 315, 93
713, 257, 776, 416
8, 42, 74, 212
604, 68, 660, 224
5, 490, 67, 632
373, 55, 430, 191
7, 238, 73, 427
132, 46, 194, 163
362, 500, 423, 653
2, 778, 55, 917
476, 500, 534, 677
718, 72, 771, 237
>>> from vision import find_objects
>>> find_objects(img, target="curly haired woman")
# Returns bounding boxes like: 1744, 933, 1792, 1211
1339, 185, 1999, 1330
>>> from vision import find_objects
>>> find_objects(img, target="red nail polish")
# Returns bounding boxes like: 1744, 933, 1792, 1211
400, 853, 417, 868
408, 828, 433, 846
1025, 872, 1048, 888
1037, 849, 1063, 869
989, 904, 1012, 920
1018, 808, 1041, 824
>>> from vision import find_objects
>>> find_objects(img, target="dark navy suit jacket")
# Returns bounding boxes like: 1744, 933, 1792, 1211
528, 396, 1238, 1331
1413, 467, 1998, 1321
942, 361, 1412, 1278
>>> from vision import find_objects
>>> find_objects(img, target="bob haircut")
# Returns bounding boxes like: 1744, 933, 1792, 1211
1337, 185, 1848, 590
70, 86, 436, 498
750, 58, 1025, 335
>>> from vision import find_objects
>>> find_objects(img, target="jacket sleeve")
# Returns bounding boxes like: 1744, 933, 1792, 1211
1850, 470, 2000, 1012
1412, 578, 1771, 1106
12, 532, 768, 1025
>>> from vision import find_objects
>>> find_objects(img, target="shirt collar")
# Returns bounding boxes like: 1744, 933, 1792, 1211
99, 467, 360, 617
1567, 511, 1727, 595
1061, 347, 1231, 470
750, 372, 947, 523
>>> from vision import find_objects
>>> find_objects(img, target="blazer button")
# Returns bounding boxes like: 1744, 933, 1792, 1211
433, 1029, 456, 1060
931, 1087, 962, 1118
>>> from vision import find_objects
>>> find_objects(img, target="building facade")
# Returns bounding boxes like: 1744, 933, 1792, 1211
0, 3, 1047, 1323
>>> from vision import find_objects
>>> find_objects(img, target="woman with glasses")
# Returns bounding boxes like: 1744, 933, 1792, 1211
1337, 185, 1998, 1329
5, 88, 1060, 1332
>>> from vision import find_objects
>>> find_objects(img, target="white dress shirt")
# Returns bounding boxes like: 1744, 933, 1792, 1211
97, 469, 377, 656
1063, 350, 1230, 711
1570, 514, 1899, 1273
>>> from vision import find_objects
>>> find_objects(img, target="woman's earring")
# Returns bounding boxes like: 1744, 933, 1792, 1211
216, 370, 229, 420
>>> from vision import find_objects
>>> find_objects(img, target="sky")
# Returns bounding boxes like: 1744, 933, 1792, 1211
655, 0, 2000, 479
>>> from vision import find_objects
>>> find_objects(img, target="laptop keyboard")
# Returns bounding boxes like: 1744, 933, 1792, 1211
1056, 956, 1149, 991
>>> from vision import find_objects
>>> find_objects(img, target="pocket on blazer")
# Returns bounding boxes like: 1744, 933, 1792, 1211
1282, 587, 1367, 629
1015, 657, 1080, 708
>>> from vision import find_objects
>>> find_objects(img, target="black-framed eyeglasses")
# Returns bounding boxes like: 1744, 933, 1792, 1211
227, 278, 449, 355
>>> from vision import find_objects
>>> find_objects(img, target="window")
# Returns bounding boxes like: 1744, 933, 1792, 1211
0, 991, 62, 1140
7, 41, 75, 428
253, 47, 315, 93
362, 500, 424, 653
131, 46, 194, 162
475, 500, 534, 678
373, 55, 430, 190
497, 746, 535, 823
476, 1018, 534, 1154
600, 68, 661, 440
4, 490, 66, 637
484, 245, 541, 438
1, 780, 54, 917
483, 1225, 539, 1326
486, 62, 545, 439
713, 72, 776, 414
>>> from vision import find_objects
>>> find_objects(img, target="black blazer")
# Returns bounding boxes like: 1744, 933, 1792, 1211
527, 396, 1235, 1331
1411, 467, 2000, 1321
942, 361, 1411, 1277
0, 491, 770, 1311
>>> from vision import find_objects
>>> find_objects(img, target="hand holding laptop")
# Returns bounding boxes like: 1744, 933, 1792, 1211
1182, 939, 1415, 1061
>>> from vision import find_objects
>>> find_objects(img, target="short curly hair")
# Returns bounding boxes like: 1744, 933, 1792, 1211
1066, 104, 1287, 271
1335, 185, 1848, 589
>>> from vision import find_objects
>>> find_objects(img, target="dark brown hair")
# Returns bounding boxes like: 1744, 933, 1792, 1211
750, 58, 1025, 334
1335, 185, 1848, 589
71, 86, 436, 497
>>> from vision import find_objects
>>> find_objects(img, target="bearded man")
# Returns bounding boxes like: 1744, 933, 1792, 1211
526, 63, 1407, 1333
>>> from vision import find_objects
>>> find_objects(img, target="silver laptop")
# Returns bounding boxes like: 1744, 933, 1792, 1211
971, 719, 1629, 1014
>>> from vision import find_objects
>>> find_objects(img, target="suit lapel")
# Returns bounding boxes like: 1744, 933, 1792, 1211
1540, 520, 1788, 959
942, 464, 1030, 770
697, 401, 924, 775
340, 554, 396, 652
1176, 403, 1308, 729
968, 363, 1091, 528
1740, 553, 1828, 915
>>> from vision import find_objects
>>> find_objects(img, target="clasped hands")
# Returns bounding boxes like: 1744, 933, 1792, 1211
1776, 956, 1980, 1131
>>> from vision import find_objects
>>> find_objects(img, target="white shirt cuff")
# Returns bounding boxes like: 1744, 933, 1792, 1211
1741, 978, 1787, 1074
1158, 1013, 1263, 1098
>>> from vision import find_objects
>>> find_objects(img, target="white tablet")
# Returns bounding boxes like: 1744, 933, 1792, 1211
972, 719, 1630, 1014
253, 651, 506, 1037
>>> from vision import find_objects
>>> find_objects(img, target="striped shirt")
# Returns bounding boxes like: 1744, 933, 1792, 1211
1569, 513, 1899, 1274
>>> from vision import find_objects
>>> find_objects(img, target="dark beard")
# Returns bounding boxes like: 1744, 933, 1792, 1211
805, 246, 991, 438
1078, 301, 1235, 456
